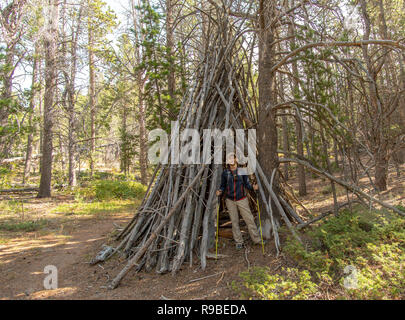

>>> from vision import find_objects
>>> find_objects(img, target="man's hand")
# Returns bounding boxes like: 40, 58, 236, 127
253, 183, 259, 191
216, 190, 223, 197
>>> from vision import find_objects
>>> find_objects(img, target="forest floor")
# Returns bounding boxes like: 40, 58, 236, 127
0, 196, 280, 300
0, 188, 288, 300
0, 163, 404, 300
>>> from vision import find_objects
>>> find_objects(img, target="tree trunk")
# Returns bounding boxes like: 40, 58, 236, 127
88, 19, 96, 177
67, 59, 77, 187
279, 74, 289, 180
394, 53, 405, 164
38, 0, 59, 198
282, 112, 289, 180
288, 5, 306, 195
23, 44, 40, 184
120, 104, 129, 175
257, 0, 281, 219
374, 145, 388, 191
138, 79, 148, 185
360, 0, 389, 191
295, 113, 307, 195
166, 0, 175, 102
66, 0, 81, 187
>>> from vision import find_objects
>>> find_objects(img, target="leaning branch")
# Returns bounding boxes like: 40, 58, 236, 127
279, 158, 405, 217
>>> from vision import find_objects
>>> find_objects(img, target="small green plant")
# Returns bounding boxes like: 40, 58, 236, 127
232, 267, 319, 300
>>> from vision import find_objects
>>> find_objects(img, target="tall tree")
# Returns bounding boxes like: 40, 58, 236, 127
23, 43, 40, 184
37, 0, 59, 198
257, 1, 281, 220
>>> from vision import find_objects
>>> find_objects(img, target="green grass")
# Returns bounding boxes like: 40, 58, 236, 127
0, 200, 23, 215
0, 219, 48, 232
51, 199, 141, 216
54, 178, 147, 216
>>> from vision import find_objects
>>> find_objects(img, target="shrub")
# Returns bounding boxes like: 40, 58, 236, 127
0, 164, 15, 188
345, 242, 405, 299
79, 180, 147, 200
284, 209, 405, 299
233, 267, 319, 300
78, 170, 128, 182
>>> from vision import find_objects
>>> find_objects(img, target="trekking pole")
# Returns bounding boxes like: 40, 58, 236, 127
215, 195, 220, 259
256, 191, 265, 255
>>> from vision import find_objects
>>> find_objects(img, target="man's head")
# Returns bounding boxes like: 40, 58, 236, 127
226, 152, 237, 167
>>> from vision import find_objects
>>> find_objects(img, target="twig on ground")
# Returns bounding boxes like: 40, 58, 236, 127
189, 272, 223, 283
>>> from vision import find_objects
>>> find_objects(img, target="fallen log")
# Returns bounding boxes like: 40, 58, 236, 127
0, 188, 39, 193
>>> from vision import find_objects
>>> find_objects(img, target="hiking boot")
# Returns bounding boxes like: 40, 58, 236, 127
235, 243, 244, 250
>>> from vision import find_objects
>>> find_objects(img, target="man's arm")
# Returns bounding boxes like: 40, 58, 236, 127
242, 175, 254, 191
243, 174, 259, 191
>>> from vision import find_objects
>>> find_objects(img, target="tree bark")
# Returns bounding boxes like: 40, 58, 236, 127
360, 0, 389, 191
67, 9, 82, 187
257, 1, 281, 219
23, 44, 40, 184
288, 0, 306, 196
88, 9, 96, 177
138, 78, 148, 185
37, 0, 59, 198
166, 0, 175, 102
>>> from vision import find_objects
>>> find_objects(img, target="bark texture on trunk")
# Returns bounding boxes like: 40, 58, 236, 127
23, 44, 40, 184
88, 21, 96, 176
138, 79, 148, 185
257, 0, 281, 219
38, 0, 59, 198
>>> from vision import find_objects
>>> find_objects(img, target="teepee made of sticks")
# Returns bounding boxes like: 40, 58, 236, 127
97, 7, 304, 290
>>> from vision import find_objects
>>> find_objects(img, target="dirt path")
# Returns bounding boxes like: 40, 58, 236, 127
0, 214, 279, 300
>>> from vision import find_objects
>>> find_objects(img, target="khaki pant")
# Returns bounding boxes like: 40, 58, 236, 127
225, 197, 261, 244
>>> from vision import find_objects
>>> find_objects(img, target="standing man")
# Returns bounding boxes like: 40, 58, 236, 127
216, 153, 263, 249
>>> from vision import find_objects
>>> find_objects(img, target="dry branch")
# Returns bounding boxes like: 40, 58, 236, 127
279, 157, 405, 217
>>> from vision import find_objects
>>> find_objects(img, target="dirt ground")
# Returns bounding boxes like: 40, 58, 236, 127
0, 212, 282, 300
0, 163, 403, 300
